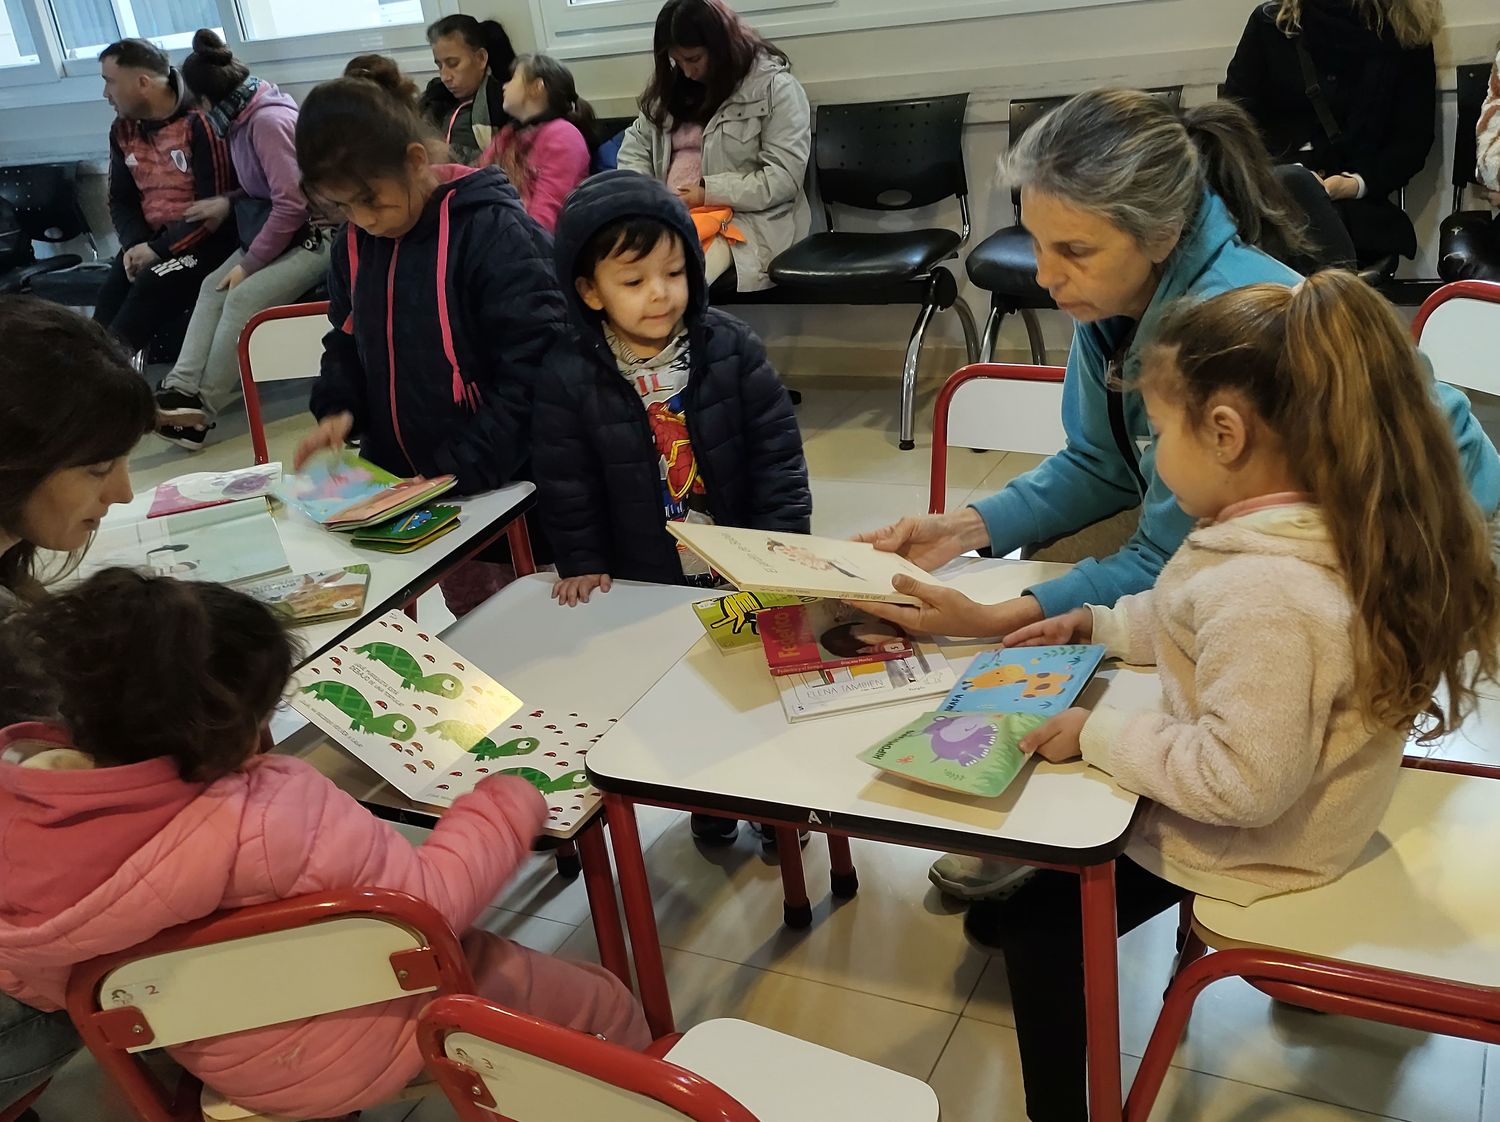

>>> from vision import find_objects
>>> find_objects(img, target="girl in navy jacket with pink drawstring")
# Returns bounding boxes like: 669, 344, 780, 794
294, 68, 566, 613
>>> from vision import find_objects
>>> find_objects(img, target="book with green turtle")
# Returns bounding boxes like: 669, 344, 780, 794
290, 611, 610, 832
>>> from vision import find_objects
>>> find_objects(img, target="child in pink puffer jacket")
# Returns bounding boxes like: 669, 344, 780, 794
0, 570, 647, 1120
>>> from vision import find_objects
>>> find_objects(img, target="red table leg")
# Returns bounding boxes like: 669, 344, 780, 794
776, 829, 812, 929
506, 517, 536, 577
827, 833, 858, 899
603, 793, 675, 1037
1080, 861, 1123, 1122
575, 820, 632, 989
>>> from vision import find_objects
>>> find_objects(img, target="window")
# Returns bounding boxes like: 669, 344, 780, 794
0, 0, 38, 67
50, 0, 220, 61
236, 0, 423, 43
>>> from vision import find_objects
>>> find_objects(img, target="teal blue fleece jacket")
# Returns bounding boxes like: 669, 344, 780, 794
971, 191, 1500, 616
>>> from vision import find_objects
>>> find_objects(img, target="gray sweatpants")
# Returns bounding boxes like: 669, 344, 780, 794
160, 242, 330, 422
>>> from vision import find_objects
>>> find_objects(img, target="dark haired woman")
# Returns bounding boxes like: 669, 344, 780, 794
154, 29, 328, 451
419, 15, 516, 164
0, 297, 156, 1118
1224, 0, 1440, 267
619, 0, 810, 291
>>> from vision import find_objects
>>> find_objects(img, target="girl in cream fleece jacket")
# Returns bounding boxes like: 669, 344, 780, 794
973, 271, 1500, 1122
0, 571, 648, 1121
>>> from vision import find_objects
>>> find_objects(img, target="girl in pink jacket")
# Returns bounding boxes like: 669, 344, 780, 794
481, 53, 594, 233
0, 570, 648, 1120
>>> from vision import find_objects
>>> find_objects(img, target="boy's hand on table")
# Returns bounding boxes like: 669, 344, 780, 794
294, 412, 354, 470
1005, 607, 1093, 648
552, 574, 612, 606
1020, 708, 1088, 763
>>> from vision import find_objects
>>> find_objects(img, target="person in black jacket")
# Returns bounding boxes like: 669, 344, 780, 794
1224, 0, 1439, 267
538, 170, 809, 604
293, 71, 566, 616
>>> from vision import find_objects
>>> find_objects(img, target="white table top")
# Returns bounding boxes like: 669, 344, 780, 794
100, 482, 534, 664
288, 574, 710, 837
587, 559, 1155, 865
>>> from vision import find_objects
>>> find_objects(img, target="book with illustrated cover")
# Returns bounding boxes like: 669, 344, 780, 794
148, 464, 283, 518
277, 450, 456, 530
759, 600, 914, 676
691, 591, 819, 653
88, 502, 290, 587
241, 565, 371, 626
290, 612, 609, 832
667, 523, 941, 605
859, 711, 1044, 797
939, 645, 1107, 716
776, 643, 954, 723
350, 505, 462, 553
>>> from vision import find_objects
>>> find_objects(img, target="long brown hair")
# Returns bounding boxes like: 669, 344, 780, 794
1274, 0, 1441, 49
1145, 271, 1500, 741
640, 0, 788, 128
0, 298, 155, 601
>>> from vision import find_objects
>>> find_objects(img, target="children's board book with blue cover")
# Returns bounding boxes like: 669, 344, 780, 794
291, 612, 611, 833
938, 645, 1106, 715
277, 450, 455, 530
859, 711, 1044, 796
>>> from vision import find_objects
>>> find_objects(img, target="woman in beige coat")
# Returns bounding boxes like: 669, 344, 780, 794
619, 0, 810, 292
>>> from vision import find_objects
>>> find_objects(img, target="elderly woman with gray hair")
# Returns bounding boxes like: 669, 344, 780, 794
854, 90, 1500, 899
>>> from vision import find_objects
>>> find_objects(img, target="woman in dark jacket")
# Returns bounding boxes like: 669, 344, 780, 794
418, 15, 515, 164
1224, 0, 1440, 266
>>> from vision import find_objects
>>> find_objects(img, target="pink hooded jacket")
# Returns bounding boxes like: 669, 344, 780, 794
0, 724, 545, 1117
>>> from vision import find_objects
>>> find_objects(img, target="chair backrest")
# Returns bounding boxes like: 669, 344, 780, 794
1453, 62, 1493, 206
237, 301, 331, 466
1412, 281, 1500, 396
419, 995, 760, 1122
930, 363, 1066, 512
813, 94, 969, 220
0, 163, 90, 244
67, 889, 474, 1122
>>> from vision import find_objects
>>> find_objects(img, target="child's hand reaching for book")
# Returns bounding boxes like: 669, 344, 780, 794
1004, 607, 1093, 648
1019, 708, 1087, 763
553, 574, 612, 607
295, 412, 354, 470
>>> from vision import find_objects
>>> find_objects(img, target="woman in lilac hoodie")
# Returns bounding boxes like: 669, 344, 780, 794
154, 30, 330, 451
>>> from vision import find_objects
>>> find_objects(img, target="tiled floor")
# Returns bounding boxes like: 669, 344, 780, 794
35, 369, 1500, 1121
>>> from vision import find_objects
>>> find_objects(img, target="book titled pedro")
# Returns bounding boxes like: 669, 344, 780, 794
758, 601, 914, 676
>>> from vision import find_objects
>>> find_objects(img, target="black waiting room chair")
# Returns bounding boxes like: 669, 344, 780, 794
0, 162, 103, 297
1437, 62, 1500, 285
724, 94, 980, 450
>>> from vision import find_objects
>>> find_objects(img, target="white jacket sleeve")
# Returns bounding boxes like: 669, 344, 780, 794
702, 73, 810, 213
617, 114, 662, 177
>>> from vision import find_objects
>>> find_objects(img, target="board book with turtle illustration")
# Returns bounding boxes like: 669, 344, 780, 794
859, 711, 1043, 797
290, 612, 610, 831
666, 523, 941, 605
939, 645, 1107, 715
277, 450, 456, 531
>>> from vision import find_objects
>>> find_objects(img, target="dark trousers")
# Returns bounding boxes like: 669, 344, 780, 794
94, 233, 234, 357
968, 856, 1189, 1122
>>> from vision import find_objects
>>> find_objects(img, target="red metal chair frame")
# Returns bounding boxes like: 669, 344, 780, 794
1411, 279, 1500, 344
418, 994, 760, 1122
1125, 758, 1500, 1121
0, 1080, 49, 1122
928, 363, 1065, 514
65, 888, 475, 1122
236, 301, 331, 468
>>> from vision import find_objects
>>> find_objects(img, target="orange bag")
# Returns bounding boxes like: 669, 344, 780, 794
691, 206, 746, 253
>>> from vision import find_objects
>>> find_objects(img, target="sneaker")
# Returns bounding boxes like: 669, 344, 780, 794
156, 422, 211, 451
751, 823, 810, 851
154, 388, 209, 428
928, 854, 1037, 901
690, 813, 739, 846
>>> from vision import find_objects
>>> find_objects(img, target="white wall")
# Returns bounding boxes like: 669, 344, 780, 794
4, 0, 1497, 369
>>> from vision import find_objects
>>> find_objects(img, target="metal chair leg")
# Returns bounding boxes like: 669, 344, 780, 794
899, 302, 939, 451
979, 305, 1003, 364
952, 296, 981, 366
1020, 308, 1048, 366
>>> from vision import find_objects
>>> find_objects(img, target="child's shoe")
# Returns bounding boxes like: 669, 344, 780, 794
690, 813, 738, 845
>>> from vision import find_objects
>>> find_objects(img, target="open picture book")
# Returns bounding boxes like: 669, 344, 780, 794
148, 463, 283, 518
277, 450, 456, 531
87, 501, 290, 587
666, 524, 940, 604
290, 613, 609, 832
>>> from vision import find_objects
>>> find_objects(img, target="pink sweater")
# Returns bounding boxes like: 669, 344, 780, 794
480, 118, 590, 233
0, 730, 545, 1117
1080, 502, 1404, 905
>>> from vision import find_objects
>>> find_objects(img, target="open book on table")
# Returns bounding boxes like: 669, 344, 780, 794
87, 501, 290, 587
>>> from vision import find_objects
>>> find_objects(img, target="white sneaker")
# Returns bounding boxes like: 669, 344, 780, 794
928, 854, 1036, 901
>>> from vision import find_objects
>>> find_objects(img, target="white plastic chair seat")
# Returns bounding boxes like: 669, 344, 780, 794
200, 1086, 295, 1121
1194, 768, 1500, 988
663, 1019, 940, 1121
945, 374, 1066, 458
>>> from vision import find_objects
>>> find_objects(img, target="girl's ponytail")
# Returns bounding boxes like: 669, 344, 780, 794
1182, 101, 1313, 262
512, 53, 598, 148
1150, 272, 1500, 740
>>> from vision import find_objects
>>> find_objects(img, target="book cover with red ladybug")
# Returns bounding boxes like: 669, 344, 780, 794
758, 601, 915, 677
